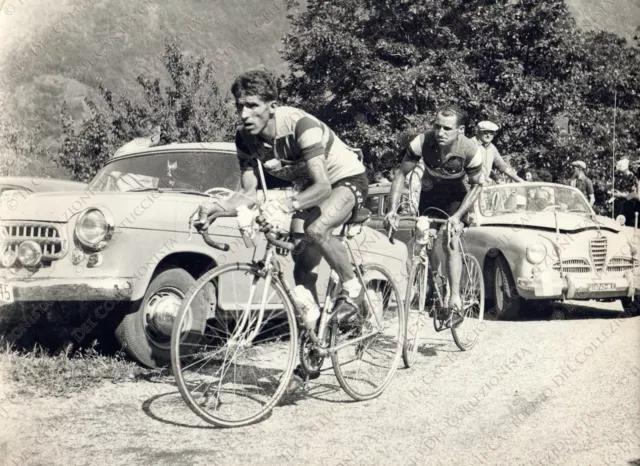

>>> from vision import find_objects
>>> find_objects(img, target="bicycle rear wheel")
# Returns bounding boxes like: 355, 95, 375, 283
402, 260, 430, 368
171, 263, 298, 428
331, 264, 404, 401
451, 253, 485, 351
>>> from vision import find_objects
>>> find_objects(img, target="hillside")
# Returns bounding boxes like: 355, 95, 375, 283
0, 0, 637, 168
0, 0, 302, 140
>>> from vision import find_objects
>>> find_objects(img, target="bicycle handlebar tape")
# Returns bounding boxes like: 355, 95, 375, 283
200, 231, 230, 251
265, 233, 294, 251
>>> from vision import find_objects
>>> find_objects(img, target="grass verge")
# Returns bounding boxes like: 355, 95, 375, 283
0, 337, 161, 397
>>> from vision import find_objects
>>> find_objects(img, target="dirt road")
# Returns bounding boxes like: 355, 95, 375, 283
1, 301, 639, 466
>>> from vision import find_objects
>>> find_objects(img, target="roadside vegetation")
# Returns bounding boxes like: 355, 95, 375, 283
0, 337, 158, 397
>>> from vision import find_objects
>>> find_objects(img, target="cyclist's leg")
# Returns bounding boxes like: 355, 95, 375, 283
305, 174, 368, 324
442, 192, 466, 312
292, 218, 323, 303
306, 186, 357, 284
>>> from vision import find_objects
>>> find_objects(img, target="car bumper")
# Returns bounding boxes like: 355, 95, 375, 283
516, 270, 638, 300
0, 277, 134, 304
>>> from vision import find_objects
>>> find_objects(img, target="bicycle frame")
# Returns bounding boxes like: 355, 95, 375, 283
227, 226, 387, 358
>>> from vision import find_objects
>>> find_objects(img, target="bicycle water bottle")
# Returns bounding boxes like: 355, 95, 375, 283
292, 285, 320, 330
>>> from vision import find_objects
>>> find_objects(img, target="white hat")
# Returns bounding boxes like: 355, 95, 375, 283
571, 160, 586, 170
616, 158, 629, 171
477, 121, 500, 132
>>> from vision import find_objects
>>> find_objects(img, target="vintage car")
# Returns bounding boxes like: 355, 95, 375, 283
0, 176, 87, 212
0, 143, 408, 368
367, 181, 639, 319
467, 182, 639, 318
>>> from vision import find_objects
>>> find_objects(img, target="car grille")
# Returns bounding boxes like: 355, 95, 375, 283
589, 237, 607, 272
607, 257, 639, 273
0, 222, 66, 262
552, 258, 591, 274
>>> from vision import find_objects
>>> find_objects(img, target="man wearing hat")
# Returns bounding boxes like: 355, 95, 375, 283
470, 120, 523, 184
569, 160, 595, 205
609, 158, 638, 225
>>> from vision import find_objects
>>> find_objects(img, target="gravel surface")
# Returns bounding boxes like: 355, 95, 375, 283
1, 301, 639, 466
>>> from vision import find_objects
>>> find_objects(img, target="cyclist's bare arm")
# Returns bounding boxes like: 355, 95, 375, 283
493, 153, 524, 183
450, 171, 484, 222
288, 156, 332, 211
387, 152, 418, 214
194, 170, 258, 229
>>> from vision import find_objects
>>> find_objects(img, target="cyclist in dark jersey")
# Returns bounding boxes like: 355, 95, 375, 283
192, 70, 370, 388
385, 105, 486, 315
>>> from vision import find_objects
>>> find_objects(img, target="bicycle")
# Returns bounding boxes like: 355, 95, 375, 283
170, 208, 404, 428
388, 209, 485, 368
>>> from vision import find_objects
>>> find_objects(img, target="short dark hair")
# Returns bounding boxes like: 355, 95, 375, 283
436, 105, 468, 128
231, 69, 279, 102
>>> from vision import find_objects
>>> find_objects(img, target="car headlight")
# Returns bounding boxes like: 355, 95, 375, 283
526, 243, 547, 265
75, 207, 114, 250
616, 215, 626, 226
18, 241, 42, 267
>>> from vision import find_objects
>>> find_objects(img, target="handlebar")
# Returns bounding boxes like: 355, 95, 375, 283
192, 211, 296, 253
386, 215, 450, 245
196, 211, 237, 251
256, 215, 295, 251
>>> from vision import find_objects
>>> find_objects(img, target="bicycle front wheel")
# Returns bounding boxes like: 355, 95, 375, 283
171, 263, 298, 428
451, 254, 485, 351
331, 264, 404, 401
402, 260, 430, 368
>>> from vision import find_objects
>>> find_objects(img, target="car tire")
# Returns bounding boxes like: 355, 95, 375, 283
492, 256, 523, 320
621, 295, 640, 316
115, 267, 212, 368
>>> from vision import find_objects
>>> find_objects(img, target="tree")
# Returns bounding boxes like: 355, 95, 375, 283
59, 40, 237, 182
281, 0, 639, 211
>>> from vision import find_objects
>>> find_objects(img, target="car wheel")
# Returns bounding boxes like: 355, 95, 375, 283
621, 295, 640, 316
115, 267, 215, 368
492, 256, 523, 320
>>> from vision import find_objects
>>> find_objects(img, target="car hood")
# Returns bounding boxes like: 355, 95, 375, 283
0, 190, 210, 230
479, 211, 622, 234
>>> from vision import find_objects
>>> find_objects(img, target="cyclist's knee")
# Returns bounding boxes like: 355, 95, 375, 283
305, 221, 330, 245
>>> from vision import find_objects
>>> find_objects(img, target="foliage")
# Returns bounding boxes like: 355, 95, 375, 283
281, 0, 640, 210
59, 40, 237, 182
0, 116, 48, 177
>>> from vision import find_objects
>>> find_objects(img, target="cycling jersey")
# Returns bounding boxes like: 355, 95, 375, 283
236, 106, 365, 186
406, 130, 485, 187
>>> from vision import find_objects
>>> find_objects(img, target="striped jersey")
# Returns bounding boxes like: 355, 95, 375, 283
235, 106, 365, 185
406, 130, 485, 187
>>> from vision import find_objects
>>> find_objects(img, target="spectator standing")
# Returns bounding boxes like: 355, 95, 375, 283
470, 121, 523, 184
609, 158, 639, 226
569, 160, 595, 205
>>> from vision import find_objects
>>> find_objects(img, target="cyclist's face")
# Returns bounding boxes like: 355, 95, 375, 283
433, 113, 463, 147
235, 94, 276, 135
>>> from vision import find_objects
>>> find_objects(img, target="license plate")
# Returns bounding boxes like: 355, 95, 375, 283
589, 282, 615, 292
0, 282, 13, 304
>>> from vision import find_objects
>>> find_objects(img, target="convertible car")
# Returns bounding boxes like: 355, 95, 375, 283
466, 182, 639, 318
0, 143, 407, 368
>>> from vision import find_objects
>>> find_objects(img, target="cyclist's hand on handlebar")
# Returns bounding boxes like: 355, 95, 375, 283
190, 201, 224, 231
446, 215, 463, 235
260, 199, 291, 233
383, 212, 399, 231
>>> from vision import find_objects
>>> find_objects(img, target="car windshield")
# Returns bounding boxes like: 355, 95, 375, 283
88, 150, 241, 193
479, 184, 592, 216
